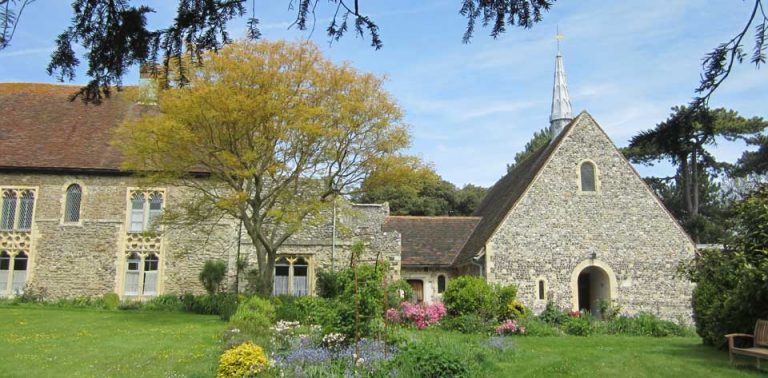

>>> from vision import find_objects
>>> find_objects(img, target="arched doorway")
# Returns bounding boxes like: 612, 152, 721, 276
577, 266, 610, 317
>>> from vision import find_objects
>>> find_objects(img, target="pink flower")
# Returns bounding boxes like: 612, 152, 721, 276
385, 308, 401, 323
495, 319, 524, 335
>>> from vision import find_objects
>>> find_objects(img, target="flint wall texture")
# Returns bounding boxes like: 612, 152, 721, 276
485, 116, 695, 321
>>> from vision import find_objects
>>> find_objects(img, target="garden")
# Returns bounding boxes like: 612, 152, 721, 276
1, 257, 765, 377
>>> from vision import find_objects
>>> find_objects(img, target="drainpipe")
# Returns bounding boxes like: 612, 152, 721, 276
471, 252, 485, 277
331, 198, 336, 272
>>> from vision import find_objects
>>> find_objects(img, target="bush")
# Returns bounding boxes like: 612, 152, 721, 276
563, 315, 593, 336
597, 299, 622, 321
315, 270, 343, 298
442, 276, 494, 319
330, 264, 387, 338
493, 284, 519, 320
179, 292, 238, 319
519, 317, 562, 336
538, 301, 567, 325
200, 260, 227, 295
230, 296, 275, 336
389, 341, 471, 378
118, 300, 143, 311
386, 279, 415, 305
441, 314, 494, 334
143, 293, 183, 311
216, 342, 269, 378
102, 293, 120, 310
599, 313, 692, 337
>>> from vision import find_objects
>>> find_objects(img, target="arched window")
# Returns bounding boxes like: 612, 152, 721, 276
1, 190, 17, 231
17, 191, 34, 230
129, 193, 145, 232
148, 192, 163, 230
0, 251, 10, 296
580, 162, 596, 192
11, 252, 27, 294
273, 257, 290, 296
143, 254, 159, 295
124, 253, 141, 295
293, 258, 308, 297
64, 184, 82, 223
437, 275, 446, 294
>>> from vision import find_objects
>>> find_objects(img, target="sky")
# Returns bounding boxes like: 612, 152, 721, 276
1, 1, 766, 187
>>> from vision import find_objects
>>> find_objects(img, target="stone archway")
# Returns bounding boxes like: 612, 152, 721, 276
570, 259, 618, 318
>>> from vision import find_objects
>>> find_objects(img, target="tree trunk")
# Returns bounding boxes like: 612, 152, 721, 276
681, 157, 693, 216
691, 150, 700, 217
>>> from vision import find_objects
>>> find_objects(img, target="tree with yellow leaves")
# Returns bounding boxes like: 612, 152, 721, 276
115, 39, 410, 296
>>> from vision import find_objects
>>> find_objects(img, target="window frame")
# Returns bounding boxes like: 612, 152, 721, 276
577, 160, 601, 194
437, 274, 447, 294
0, 250, 28, 296
126, 189, 165, 233
122, 252, 161, 298
62, 183, 84, 225
1, 187, 37, 232
272, 255, 313, 297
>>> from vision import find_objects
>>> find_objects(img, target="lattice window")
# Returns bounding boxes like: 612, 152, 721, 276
64, 184, 82, 223
580, 162, 596, 192
17, 191, 34, 230
128, 190, 165, 233
1, 190, 17, 231
148, 192, 163, 231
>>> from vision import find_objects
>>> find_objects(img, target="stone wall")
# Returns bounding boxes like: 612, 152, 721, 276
485, 115, 695, 321
0, 173, 398, 299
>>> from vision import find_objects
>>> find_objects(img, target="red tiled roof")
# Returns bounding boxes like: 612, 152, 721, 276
383, 216, 481, 267
0, 83, 142, 172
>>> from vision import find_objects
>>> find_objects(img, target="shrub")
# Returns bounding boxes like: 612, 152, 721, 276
144, 293, 182, 311
599, 313, 692, 337
442, 276, 494, 319
386, 279, 415, 305
216, 342, 269, 378
200, 260, 227, 295
315, 270, 343, 298
230, 296, 275, 336
563, 315, 593, 336
441, 314, 494, 334
102, 293, 120, 310
331, 264, 387, 338
389, 341, 471, 378
505, 299, 529, 321
118, 300, 143, 310
179, 292, 238, 319
519, 317, 562, 336
538, 301, 567, 325
495, 319, 525, 335
596, 299, 622, 321
399, 302, 447, 329
493, 284, 519, 320
215, 293, 239, 321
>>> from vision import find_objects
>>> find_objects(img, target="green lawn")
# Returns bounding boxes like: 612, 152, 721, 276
409, 329, 764, 378
1, 306, 764, 377
0, 305, 226, 378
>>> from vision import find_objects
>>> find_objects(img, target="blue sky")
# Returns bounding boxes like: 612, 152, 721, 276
1, 1, 766, 187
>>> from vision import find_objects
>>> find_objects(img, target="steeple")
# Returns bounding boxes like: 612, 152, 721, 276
549, 30, 573, 138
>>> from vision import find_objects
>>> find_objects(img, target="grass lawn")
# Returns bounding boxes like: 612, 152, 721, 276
0, 304, 226, 378
1, 305, 764, 377
409, 329, 765, 377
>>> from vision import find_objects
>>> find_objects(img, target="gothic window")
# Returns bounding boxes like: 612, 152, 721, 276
143, 254, 159, 295
124, 253, 141, 296
272, 256, 312, 297
11, 252, 27, 294
128, 190, 165, 233
0, 251, 9, 296
273, 258, 290, 296
1, 189, 35, 231
148, 192, 163, 231
64, 184, 82, 223
580, 162, 596, 192
293, 258, 308, 297
129, 193, 145, 232
437, 275, 446, 294
1, 191, 17, 231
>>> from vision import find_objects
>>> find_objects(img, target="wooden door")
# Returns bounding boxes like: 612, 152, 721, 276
407, 279, 424, 303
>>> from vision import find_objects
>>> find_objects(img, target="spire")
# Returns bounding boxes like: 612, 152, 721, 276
549, 29, 573, 138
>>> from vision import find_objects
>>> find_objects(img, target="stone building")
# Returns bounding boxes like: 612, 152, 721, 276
0, 49, 694, 319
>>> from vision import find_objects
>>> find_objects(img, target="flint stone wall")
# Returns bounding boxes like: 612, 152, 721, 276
485, 115, 695, 321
